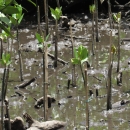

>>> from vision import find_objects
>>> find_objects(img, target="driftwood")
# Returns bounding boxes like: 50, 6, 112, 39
23, 113, 66, 130
34, 95, 56, 109
121, 38, 130, 41
14, 77, 37, 89
38, 48, 68, 65
0, 117, 25, 130
48, 53, 68, 65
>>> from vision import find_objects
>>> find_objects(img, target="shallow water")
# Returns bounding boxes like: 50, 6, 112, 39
0, 18, 130, 130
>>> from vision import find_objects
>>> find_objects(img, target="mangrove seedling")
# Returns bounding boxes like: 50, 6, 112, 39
10, 4, 24, 81
50, 7, 62, 67
71, 45, 89, 85
112, 12, 121, 72
89, 4, 95, 55
35, 32, 50, 121
0, 53, 11, 130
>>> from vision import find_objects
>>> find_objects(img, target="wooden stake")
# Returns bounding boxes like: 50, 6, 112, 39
84, 69, 89, 130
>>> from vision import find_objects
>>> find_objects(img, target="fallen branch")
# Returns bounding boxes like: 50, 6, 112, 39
14, 77, 37, 89
38, 48, 68, 65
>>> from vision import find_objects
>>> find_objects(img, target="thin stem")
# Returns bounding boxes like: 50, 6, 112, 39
54, 20, 58, 67
92, 13, 95, 55
43, 44, 48, 121
17, 25, 24, 81
95, 0, 99, 42
108, 0, 112, 29
0, 38, 3, 59
80, 63, 85, 85
70, 23, 76, 86
1, 68, 6, 130
84, 69, 89, 130
117, 23, 120, 72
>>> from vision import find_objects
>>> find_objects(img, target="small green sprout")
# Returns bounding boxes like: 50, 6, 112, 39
35, 33, 50, 48
0, 53, 11, 67
50, 7, 62, 20
71, 45, 89, 65
89, 4, 95, 14
112, 12, 121, 23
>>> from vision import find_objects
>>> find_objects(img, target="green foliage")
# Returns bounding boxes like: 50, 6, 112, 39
71, 45, 88, 65
50, 7, 62, 20
89, 4, 95, 14
112, 12, 121, 23
111, 45, 116, 54
27, 0, 36, 7
35, 33, 50, 48
0, 53, 11, 66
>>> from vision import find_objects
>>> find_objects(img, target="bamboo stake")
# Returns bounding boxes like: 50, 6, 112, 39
85, 69, 89, 130
0, 38, 3, 59
56, 0, 60, 8
108, 0, 112, 29
94, 0, 99, 42
17, 26, 24, 81
107, 31, 112, 110
43, 0, 49, 121
43, 44, 48, 121
54, 20, 58, 67
1, 68, 6, 130
117, 22, 121, 73
70, 22, 76, 86
92, 12, 95, 55
44, 0, 49, 36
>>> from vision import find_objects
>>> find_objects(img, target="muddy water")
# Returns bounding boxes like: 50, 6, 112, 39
0, 19, 130, 130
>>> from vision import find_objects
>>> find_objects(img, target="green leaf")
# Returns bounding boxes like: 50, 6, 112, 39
71, 58, 80, 64
18, 13, 24, 24
9, 16, 17, 25
5, 53, 11, 62
45, 33, 50, 42
47, 43, 51, 48
2, 53, 6, 63
81, 57, 88, 64
80, 47, 88, 60
7, 60, 11, 65
0, 12, 11, 26
0, 6, 20, 14
0, 59, 5, 65
5, 0, 12, 5
27, 0, 36, 7
35, 32, 43, 43
38, 44, 43, 48
0, 23, 13, 38
50, 7, 57, 20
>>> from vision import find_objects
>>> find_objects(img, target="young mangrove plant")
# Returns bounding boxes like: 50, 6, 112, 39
89, 4, 95, 55
112, 12, 121, 72
0, 53, 11, 130
69, 20, 76, 87
71, 45, 89, 85
35, 32, 50, 121
10, 4, 24, 81
50, 7, 62, 67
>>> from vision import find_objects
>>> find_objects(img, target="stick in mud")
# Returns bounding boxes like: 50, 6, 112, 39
14, 77, 37, 89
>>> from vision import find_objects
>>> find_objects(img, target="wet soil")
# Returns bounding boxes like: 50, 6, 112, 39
0, 15, 130, 130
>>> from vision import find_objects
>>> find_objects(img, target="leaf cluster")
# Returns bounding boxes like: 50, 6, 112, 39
35, 33, 50, 48
89, 4, 95, 14
71, 45, 88, 65
0, 53, 11, 66
112, 12, 121, 23
50, 7, 62, 20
